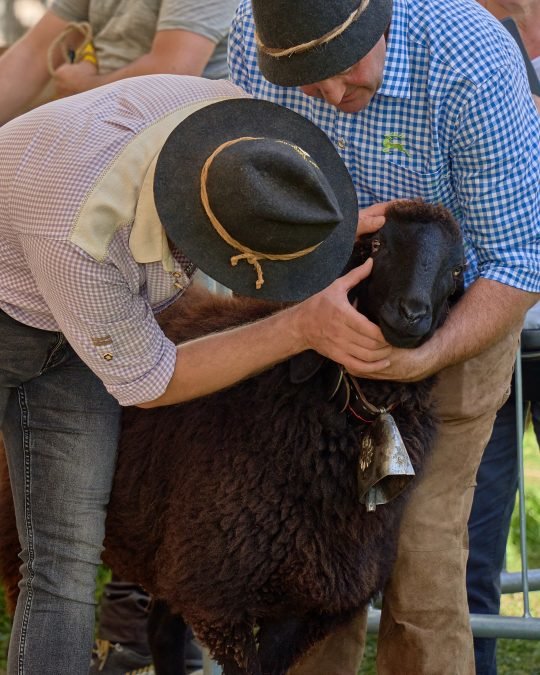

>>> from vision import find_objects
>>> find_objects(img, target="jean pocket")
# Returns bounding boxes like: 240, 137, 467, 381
0, 311, 65, 383
39, 333, 68, 374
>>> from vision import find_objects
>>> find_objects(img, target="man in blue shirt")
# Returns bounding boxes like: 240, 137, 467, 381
229, 0, 540, 672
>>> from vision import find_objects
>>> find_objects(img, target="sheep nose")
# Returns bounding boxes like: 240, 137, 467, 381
398, 298, 430, 325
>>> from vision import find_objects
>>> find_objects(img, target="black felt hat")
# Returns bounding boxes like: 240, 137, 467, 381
252, 0, 393, 87
154, 98, 358, 302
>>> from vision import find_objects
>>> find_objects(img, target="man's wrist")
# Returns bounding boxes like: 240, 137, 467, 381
280, 303, 310, 355
409, 331, 448, 380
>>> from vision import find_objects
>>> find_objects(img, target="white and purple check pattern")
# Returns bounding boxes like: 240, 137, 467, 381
0, 75, 247, 405
229, 0, 540, 292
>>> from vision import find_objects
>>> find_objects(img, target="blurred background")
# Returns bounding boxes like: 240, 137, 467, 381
0, 0, 45, 47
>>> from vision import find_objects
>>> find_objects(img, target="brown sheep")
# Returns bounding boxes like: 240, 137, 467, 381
1, 201, 465, 675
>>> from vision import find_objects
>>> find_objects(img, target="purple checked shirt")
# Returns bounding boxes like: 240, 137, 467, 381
0, 75, 248, 405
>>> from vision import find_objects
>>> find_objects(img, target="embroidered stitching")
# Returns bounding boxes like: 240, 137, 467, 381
382, 132, 411, 157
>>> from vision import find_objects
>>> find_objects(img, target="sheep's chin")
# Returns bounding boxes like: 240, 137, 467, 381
378, 318, 433, 349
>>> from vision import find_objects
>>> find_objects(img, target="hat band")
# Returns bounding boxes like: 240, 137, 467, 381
255, 0, 371, 59
200, 136, 322, 291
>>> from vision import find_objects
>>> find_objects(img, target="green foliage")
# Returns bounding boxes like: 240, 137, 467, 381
497, 638, 540, 674
0, 590, 10, 673
509, 488, 540, 569
507, 423, 540, 570
358, 634, 377, 674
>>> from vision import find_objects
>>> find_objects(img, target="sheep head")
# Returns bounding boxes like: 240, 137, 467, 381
349, 200, 465, 349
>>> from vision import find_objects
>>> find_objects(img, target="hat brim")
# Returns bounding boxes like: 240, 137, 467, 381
154, 98, 358, 302
257, 0, 393, 87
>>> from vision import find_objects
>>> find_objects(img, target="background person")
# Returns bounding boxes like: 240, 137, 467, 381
0, 0, 239, 125
478, 0, 540, 86
0, 0, 47, 47
228, 0, 540, 673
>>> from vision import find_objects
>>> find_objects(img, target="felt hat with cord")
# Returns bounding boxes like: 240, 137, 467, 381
252, 0, 393, 87
153, 97, 358, 302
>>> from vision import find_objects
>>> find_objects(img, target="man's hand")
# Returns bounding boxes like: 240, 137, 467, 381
291, 259, 392, 374
52, 60, 100, 98
359, 341, 439, 382
353, 279, 538, 383
356, 203, 387, 238
140, 259, 392, 408
356, 201, 410, 239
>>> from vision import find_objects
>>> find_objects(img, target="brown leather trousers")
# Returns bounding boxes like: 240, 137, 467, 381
290, 329, 520, 675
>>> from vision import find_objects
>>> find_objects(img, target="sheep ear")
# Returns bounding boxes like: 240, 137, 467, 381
289, 350, 326, 383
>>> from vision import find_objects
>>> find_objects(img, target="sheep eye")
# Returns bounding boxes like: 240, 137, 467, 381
371, 239, 381, 253
452, 266, 463, 278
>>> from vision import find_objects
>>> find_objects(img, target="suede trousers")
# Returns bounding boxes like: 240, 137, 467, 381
291, 329, 520, 675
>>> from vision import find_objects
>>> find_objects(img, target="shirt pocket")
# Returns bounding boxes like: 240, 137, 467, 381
372, 159, 457, 208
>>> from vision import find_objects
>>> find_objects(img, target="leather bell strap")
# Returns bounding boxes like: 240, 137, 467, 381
327, 364, 398, 421
200, 136, 322, 290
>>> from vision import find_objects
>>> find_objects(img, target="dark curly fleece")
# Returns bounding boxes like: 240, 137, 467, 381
0, 200, 464, 675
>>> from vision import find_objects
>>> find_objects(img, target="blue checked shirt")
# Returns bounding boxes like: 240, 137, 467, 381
229, 0, 540, 291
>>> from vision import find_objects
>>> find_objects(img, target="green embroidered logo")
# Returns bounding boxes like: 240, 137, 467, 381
382, 132, 411, 157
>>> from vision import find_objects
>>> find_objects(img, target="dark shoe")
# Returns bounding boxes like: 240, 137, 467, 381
89, 639, 155, 674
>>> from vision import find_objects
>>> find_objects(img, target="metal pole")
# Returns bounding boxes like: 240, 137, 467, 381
514, 347, 532, 617
367, 607, 540, 639
501, 569, 540, 594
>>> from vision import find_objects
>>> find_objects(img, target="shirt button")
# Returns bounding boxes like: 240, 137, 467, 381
173, 272, 182, 278
337, 137, 346, 150
173, 281, 184, 289
103, 353, 113, 361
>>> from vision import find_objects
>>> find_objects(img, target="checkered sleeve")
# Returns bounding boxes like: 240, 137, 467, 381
228, 0, 254, 95
20, 236, 177, 407
451, 63, 540, 292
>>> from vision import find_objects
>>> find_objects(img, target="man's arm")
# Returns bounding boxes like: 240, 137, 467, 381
371, 57, 538, 383
138, 261, 392, 408
363, 280, 539, 382
52, 29, 217, 97
0, 10, 69, 124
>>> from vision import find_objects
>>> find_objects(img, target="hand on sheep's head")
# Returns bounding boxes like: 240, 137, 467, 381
291, 258, 392, 376
356, 201, 396, 239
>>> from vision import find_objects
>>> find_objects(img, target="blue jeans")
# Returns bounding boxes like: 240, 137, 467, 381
467, 396, 540, 675
0, 309, 121, 674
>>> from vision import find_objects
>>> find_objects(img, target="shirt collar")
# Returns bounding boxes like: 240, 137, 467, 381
129, 95, 235, 272
378, 0, 411, 100
131, 153, 176, 273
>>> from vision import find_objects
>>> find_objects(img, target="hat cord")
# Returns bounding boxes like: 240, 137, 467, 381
200, 136, 321, 291
255, 0, 371, 59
